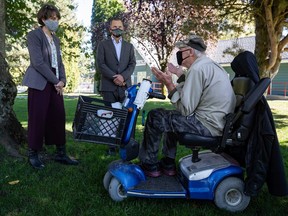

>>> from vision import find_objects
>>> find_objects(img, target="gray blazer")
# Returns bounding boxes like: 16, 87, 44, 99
96, 38, 136, 91
22, 27, 66, 90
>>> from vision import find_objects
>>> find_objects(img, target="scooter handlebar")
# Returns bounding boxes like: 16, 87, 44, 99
149, 92, 166, 100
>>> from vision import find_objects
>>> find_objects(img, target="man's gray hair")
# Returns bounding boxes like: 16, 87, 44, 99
193, 48, 205, 57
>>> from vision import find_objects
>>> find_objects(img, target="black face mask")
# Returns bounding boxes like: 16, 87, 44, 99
111, 28, 124, 38
176, 50, 190, 65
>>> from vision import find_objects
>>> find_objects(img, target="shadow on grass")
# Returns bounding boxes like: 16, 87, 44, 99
273, 114, 288, 129
270, 105, 288, 130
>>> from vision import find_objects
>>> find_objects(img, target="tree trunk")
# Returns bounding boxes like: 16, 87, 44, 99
0, 52, 26, 158
0, 38, 26, 157
254, 13, 270, 78
254, 0, 288, 79
0, 0, 5, 57
0, 0, 26, 157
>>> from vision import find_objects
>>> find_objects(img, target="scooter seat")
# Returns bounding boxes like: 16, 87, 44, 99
178, 133, 221, 148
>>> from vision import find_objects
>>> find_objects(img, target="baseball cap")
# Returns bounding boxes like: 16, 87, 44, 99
175, 34, 207, 51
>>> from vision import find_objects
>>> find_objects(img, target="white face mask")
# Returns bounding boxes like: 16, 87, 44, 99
44, 19, 59, 32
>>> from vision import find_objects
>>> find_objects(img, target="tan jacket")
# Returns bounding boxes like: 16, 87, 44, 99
170, 55, 236, 136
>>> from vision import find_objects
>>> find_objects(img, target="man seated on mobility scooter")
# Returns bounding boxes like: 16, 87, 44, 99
138, 34, 236, 177
102, 38, 287, 212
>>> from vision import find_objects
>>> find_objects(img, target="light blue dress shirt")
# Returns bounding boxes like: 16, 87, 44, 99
111, 36, 122, 61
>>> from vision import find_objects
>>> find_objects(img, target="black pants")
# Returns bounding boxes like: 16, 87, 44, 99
138, 108, 212, 164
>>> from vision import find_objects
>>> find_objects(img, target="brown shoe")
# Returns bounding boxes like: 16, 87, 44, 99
140, 162, 162, 177
159, 157, 177, 176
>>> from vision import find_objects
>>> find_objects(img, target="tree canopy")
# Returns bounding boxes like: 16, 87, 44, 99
123, 0, 287, 79
183, 0, 288, 78
124, 0, 219, 71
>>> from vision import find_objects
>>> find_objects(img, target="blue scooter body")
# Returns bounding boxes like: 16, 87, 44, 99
109, 151, 243, 200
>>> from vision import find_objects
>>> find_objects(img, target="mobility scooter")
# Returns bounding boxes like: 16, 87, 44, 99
73, 75, 271, 212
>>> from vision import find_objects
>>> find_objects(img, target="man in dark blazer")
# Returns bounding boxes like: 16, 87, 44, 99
96, 18, 136, 155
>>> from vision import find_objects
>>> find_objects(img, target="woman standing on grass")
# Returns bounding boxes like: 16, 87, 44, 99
22, 3, 78, 169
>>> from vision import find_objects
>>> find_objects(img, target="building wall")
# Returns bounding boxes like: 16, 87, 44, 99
271, 62, 288, 96
133, 49, 153, 84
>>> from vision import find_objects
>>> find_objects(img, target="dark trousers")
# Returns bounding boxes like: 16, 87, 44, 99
101, 86, 126, 103
138, 108, 212, 164
28, 83, 66, 151
101, 87, 126, 150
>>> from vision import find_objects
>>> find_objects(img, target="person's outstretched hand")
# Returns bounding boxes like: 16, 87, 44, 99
151, 67, 175, 92
167, 63, 183, 77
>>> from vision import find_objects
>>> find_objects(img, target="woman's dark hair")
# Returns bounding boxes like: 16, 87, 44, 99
37, 4, 61, 26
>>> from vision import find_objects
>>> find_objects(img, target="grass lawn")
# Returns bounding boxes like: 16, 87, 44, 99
0, 96, 287, 216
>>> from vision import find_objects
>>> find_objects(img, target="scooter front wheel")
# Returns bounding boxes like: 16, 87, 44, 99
109, 177, 127, 201
214, 177, 250, 212
103, 171, 113, 191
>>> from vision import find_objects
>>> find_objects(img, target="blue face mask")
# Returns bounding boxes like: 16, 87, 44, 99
44, 19, 59, 32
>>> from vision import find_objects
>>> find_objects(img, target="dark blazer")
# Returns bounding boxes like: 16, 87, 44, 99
96, 38, 136, 91
22, 27, 66, 90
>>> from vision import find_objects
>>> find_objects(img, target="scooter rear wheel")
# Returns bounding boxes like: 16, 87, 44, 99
109, 177, 127, 201
214, 177, 250, 212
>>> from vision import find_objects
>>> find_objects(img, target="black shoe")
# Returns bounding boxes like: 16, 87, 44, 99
140, 162, 162, 177
54, 154, 79, 165
28, 149, 45, 170
55, 145, 79, 165
160, 157, 177, 176
106, 147, 117, 156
